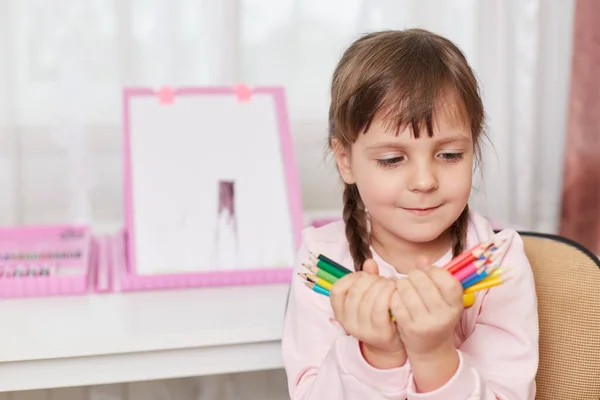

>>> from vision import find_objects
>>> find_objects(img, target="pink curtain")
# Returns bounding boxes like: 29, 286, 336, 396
559, 0, 600, 254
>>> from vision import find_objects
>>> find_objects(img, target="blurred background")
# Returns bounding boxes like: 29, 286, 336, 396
0, 0, 599, 399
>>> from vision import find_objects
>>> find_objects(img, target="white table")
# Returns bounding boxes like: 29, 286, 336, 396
0, 284, 290, 392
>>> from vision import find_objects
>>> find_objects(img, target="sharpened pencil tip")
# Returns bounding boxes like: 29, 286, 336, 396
494, 238, 508, 248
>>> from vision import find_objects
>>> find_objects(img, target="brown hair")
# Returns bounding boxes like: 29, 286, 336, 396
328, 29, 485, 271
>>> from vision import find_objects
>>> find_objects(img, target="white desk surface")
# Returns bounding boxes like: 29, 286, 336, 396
0, 283, 291, 392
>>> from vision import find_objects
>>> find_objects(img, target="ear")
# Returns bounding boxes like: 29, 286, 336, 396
331, 138, 356, 184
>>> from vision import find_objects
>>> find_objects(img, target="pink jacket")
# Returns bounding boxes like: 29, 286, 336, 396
282, 210, 539, 399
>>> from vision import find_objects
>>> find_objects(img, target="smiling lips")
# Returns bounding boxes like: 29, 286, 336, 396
402, 205, 441, 216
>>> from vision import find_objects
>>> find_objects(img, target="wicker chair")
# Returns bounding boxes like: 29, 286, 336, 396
519, 232, 600, 399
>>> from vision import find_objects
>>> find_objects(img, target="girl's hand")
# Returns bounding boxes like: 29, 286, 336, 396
330, 259, 406, 369
389, 257, 463, 391
390, 256, 463, 356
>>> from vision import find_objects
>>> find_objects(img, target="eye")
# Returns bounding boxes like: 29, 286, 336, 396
377, 156, 405, 168
438, 152, 463, 163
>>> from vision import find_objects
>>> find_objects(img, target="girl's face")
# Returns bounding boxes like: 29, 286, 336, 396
334, 109, 474, 247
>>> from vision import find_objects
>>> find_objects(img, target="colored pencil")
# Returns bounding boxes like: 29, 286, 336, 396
453, 259, 488, 282
305, 281, 331, 297
461, 265, 493, 288
300, 239, 511, 309
308, 258, 346, 279
309, 252, 352, 276
462, 265, 504, 289
445, 241, 492, 273
299, 272, 333, 291
303, 263, 339, 284
301, 276, 480, 308
463, 275, 511, 294
460, 246, 505, 286
445, 239, 506, 274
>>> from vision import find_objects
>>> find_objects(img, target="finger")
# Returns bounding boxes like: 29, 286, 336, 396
358, 277, 392, 323
345, 273, 379, 316
407, 269, 447, 313
427, 267, 464, 307
396, 277, 429, 320
371, 279, 397, 329
390, 290, 411, 325
329, 272, 362, 321
362, 259, 380, 275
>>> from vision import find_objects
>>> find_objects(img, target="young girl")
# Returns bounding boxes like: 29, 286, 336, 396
282, 29, 539, 399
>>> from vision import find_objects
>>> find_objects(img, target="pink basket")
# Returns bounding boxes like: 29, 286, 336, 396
0, 225, 94, 298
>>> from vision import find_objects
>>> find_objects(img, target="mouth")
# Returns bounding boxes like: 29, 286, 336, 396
402, 205, 441, 215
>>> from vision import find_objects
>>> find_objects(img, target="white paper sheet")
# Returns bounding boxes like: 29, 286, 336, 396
128, 93, 295, 274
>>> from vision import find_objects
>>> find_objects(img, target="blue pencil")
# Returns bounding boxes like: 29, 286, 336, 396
305, 281, 331, 297
462, 270, 488, 288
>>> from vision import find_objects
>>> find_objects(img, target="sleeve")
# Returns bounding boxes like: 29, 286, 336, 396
405, 229, 539, 400
282, 230, 412, 400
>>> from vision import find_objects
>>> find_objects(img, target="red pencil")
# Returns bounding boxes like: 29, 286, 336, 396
445, 241, 492, 274
446, 238, 507, 275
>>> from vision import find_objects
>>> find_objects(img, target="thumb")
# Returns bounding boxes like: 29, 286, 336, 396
416, 256, 432, 272
362, 258, 379, 275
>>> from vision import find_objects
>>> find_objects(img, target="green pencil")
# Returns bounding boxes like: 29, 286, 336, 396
309, 254, 351, 278
303, 263, 339, 284
311, 258, 345, 278
311, 252, 353, 275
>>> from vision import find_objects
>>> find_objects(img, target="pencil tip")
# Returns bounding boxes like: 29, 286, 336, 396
494, 238, 508, 248
478, 241, 493, 250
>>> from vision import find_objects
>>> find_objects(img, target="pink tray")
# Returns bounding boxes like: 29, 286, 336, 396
0, 225, 94, 298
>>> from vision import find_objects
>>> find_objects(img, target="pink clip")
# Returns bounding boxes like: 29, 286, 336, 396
158, 86, 174, 104
234, 84, 252, 102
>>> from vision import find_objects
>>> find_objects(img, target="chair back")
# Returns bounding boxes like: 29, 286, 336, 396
520, 232, 600, 399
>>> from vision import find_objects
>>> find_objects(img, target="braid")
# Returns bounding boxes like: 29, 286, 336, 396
451, 205, 470, 257
342, 184, 372, 271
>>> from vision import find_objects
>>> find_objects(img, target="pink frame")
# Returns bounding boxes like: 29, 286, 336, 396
119, 86, 303, 291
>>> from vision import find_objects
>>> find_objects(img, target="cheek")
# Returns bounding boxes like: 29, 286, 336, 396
442, 163, 473, 200
351, 161, 403, 206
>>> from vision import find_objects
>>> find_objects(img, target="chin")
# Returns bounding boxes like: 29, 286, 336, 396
396, 228, 447, 244
386, 220, 451, 244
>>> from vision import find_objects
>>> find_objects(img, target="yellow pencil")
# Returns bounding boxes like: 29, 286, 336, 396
464, 275, 510, 294
488, 266, 504, 278
298, 272, 333, 291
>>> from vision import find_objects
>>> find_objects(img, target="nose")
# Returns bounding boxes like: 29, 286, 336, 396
408, 161, 439, 193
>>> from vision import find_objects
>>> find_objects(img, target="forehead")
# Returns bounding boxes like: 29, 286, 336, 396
358, 114, 472, 148
355, 88, 474, 146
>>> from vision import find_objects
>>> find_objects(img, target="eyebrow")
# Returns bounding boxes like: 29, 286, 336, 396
366, 136, 471, 150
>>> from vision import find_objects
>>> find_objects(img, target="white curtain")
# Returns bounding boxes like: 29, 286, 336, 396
0, 0, 574, 399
